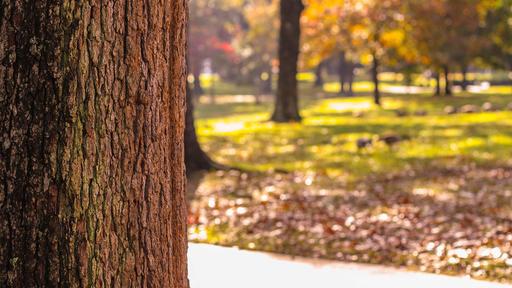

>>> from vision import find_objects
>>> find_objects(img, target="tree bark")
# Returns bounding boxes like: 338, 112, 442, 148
444, 66, 452, 96
0, 1, 189, 287
271, 0, 304, 122
372, 54, 381, 105
185, 83, 216, 175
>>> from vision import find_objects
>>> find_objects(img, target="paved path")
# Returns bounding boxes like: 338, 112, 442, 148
188, 243, 511, 288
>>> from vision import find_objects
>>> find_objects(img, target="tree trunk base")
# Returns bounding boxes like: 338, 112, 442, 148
270, 112, 302, 123
186, 153, 233, 177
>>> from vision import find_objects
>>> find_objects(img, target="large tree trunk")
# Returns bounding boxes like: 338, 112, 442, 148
271, 0, 304, 122
372, 54, 381, 105
444, 66, 452, 96
0, 1, 188, 287
185, 83, 216, 175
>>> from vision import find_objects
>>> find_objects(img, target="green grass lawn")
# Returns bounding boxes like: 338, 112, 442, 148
189, 81, 512, 282
196, 87, 512, 180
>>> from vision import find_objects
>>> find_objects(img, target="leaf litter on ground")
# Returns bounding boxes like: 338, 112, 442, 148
188, 165, 512, 283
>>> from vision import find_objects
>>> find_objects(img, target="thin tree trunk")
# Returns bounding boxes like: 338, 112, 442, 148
509, 68, 512, 94
262, 67, 273, 94
347, 62, 355, 96
257, 69, 272, 104
185, 83, 217, 175
255, 77, 262, 104
461, 66, 468, 91
434, 71, 441, 96
314, 61, 324, 87
338, 51, 347, 95
444, 66, 452, 96
372, 54, 381, 105
193, 65, 204, 96
509, 64, 512, 94
0, 1, 189, 287
209, 76, 216, 104
209, 62, 216, 104
271, 0, 304, 122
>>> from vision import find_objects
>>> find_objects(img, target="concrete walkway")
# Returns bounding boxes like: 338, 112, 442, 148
188, 243, 512, 288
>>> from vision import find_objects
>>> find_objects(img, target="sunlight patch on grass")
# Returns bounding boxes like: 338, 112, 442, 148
490, 134, 512, 145
471, 85, 512, 95
213, 122, 245, 133
297, 72, 315, 82
326, 100, 372, 112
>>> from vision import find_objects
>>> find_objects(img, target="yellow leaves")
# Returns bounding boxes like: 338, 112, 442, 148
380, 29, 404, 48
360, 53, 373, 65
302, 0, 370, 63
303, 0, 413, 68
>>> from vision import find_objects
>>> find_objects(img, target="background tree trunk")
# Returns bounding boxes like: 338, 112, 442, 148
185, 83, 216, 175
192, 61, 204, 96
509, 68, 512, 93
314, 60, 324, 87
271, 0, 304, 122
338, 51, 347, 95
461, 66, 468, 91
347, 62, 355, 96
444, 66, 452, 96
0, 1, 188, 287
372, 54, 381, 105
434, 71, 441, 96
262, 67, 273, 94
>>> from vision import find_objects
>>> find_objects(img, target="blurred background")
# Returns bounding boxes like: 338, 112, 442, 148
186, 0, 512, 284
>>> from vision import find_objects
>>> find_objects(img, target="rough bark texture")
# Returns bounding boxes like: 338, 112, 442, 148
371, 54, 381, 105
271, 0, 303, 122
0, 0, 189, 287
185, 83, 214, 175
